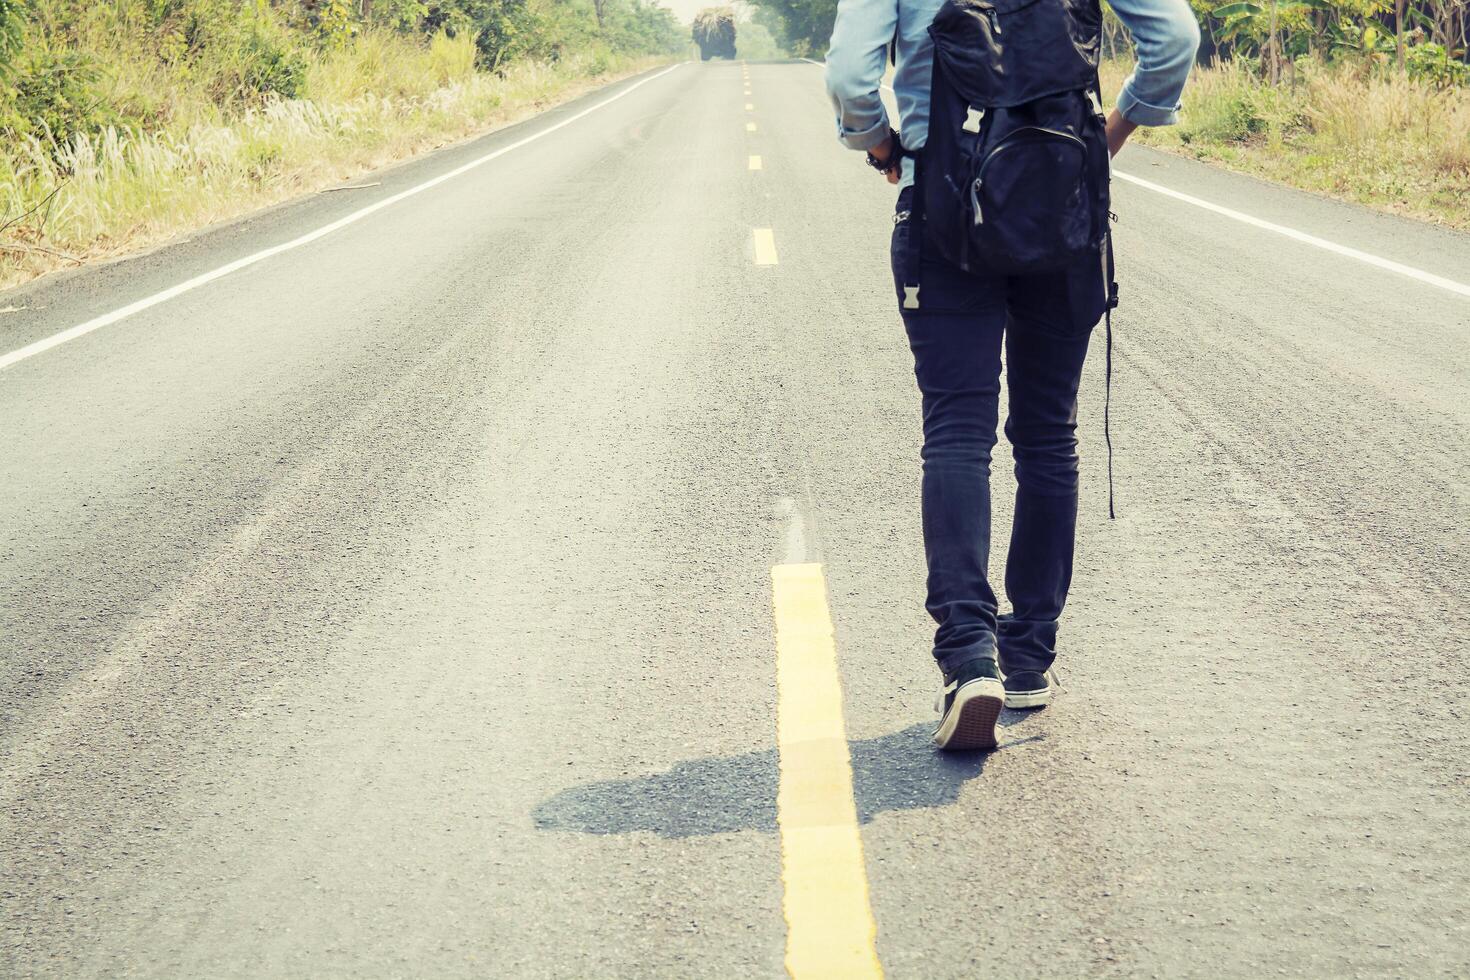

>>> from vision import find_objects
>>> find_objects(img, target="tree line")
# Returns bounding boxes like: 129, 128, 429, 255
750, 0, 1469, 84
301, 0, 684, 67
0, 0, 686, 143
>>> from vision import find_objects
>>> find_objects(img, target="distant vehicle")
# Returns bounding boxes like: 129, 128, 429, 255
693, 7, 737, 61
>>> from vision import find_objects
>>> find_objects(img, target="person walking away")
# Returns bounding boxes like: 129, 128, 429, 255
824, 0, 1199, 750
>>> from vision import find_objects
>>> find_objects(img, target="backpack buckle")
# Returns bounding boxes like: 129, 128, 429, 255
962, 107, 985, 133
903, 285, 921, 310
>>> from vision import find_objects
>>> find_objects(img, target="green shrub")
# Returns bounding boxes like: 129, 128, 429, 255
586, 45, 612, 76
296, 0, 361, 47
234, 22, 310, 100
1406, 43, 1470, 89
1175, 60, 1308, 144
0, 0, 23, 131
1178, 85, 1257, 142
7, 41, 122, 147
242, 133, 286, 181
0, 0, 21, 66
428, 28, 477, 84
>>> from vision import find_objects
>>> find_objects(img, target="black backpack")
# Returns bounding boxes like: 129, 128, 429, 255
913, 0, 1114, 282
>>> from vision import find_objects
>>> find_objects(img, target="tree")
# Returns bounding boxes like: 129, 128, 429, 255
747, 0, 837, 56
1394, 0, 1405, 66
1213, 0, 1333, 77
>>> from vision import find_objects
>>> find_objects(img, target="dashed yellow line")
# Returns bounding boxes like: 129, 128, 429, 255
749, 155, 763, 171
747, 121, 758, 132
771, 563, 883, 979
746, 102, 756, 111
753, 228, 779, 265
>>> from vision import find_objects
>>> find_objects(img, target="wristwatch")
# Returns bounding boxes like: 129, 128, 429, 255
866, 129, 904, 175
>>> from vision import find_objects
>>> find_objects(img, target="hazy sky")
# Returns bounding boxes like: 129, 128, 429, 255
659, 0, 752, 25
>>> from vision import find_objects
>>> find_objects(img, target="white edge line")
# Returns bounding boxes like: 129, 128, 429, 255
1113, 170, 1470, 299
0, 63, 688, 374
798, 56, 1465, 299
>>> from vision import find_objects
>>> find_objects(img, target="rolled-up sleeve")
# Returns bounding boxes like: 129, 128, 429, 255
824, 0, 899, 150
1107, 0, 1201, 126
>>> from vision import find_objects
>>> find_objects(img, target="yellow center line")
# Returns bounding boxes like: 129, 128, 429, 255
747, 121, 758, 132
753, 228, 779, 265
746, 102, 756, 111
749, 155, 763, 171
771, 564, 883, 979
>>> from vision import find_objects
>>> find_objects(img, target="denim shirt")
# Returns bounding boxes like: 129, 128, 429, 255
824, 0, 1201, 186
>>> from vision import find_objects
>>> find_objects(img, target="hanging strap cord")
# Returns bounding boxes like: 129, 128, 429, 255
1103, 232, 1119, 520
1104, 305, 1115, 520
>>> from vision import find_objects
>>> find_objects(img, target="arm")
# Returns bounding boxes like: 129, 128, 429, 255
1105, 110, 1139, 158
824, 0, 900, 156
1104, 0, 1201, 153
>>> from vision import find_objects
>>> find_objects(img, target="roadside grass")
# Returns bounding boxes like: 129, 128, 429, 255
0, 31, 668, 291
1102, 57, 1470, 229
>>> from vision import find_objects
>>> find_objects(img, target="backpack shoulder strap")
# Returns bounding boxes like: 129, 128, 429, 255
902, 151, 925, 310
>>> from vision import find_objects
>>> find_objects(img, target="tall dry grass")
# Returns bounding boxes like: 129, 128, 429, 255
0, 31, 666, 290
1102, 58, 1470, 228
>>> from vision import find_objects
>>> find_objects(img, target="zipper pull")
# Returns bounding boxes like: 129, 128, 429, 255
987, 9, 1002, 34
970, 178, 985, 226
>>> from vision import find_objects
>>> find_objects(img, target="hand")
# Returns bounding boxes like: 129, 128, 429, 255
1105, 109, 1138, 159
870, 135, 902, 185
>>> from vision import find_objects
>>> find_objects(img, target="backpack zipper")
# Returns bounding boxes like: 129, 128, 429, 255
970, 127, 1087, 227
970, 1, 1004, 34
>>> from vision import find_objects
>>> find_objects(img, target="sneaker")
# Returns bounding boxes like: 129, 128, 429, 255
932, 658, 1005, 751
1003, 669, 1058, 710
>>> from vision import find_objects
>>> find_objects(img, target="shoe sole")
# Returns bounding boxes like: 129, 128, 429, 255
933, 677, 1004, 751
1004, 688, 1052, 710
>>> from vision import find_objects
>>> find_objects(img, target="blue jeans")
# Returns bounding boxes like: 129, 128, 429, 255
890, 186, 1106, 676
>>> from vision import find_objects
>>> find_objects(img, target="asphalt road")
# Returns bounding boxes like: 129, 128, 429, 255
3, 61, 1468, 978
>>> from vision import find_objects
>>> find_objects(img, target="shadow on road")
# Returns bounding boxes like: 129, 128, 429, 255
532, 720, 1045, 838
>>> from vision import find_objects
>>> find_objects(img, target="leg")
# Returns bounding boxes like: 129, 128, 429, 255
997, 258, 1104, 675
891, 196, 1009, 675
